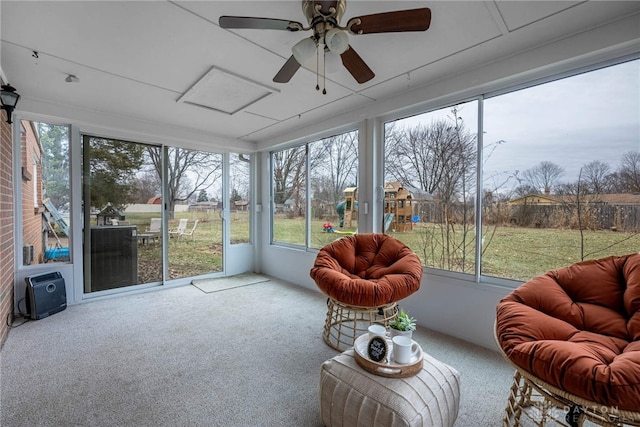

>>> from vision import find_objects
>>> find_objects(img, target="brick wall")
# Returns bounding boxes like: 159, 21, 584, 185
20, 121, 45, 264
0, 106, 15, 347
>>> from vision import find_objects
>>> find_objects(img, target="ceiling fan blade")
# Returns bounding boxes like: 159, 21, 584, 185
273, 56, 301, 83
347, 8, 431, 34
219, 16, 303, 32
341, 46, 375, 84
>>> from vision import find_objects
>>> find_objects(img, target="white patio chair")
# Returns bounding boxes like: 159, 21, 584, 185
146, 218, 161, 234
169, 218, 188, 238
178, 219, 199, 241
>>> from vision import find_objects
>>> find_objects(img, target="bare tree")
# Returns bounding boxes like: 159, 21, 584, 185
310, 131, 358, 206
618, 151, 640, 192
385, 106, 477, 273
230, 153, 251, 201
582, 160, 611, 194
513, 183, 538, 197
521, 161, 564, 194
132, 170, 160, 203
147, 147, 222, 219
272, 146, 306, 215
385, 116, 476, 201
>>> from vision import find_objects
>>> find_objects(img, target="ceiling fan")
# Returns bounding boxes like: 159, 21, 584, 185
219, 0, 431, 93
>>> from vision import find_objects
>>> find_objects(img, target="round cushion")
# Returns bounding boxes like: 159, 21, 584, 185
310, 233, 422, 307
496, 253, 640, 411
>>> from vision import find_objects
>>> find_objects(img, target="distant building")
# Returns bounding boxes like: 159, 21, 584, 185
507, 193, 640, 230
233, 200, 249, 211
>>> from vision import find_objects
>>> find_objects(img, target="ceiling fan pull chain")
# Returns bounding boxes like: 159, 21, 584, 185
316, 39, 327, 94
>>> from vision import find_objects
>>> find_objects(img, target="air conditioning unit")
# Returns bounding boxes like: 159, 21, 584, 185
23, 245, 35, 265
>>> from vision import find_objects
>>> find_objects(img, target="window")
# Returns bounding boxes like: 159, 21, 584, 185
21, 121, 70, 265
309, 131, 358, 248
82, 136, 163, 291
165, 147, 223, 280
384, 101, 478, 274
82, 137, 226, 292
229, 153, 251, 244
271, 129, 358, 248
267, 57, 638, 286
482, 59, 640, 281
272, 146, 306, 246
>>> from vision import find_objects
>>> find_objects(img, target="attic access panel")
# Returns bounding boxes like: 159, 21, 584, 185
177, 66, 279, 115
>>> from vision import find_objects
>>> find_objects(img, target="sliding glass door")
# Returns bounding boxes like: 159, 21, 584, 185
82, 135, 163, 292
82, 135, 233, 293
165, 147, 223, 280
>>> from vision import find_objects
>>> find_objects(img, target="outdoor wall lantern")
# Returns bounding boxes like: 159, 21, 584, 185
1, 84, 21, 124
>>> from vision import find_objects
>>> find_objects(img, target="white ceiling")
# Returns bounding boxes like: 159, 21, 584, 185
2, 1, 640, 148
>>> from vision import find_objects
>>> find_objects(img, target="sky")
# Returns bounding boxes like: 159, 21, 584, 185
391, 58, 640, 195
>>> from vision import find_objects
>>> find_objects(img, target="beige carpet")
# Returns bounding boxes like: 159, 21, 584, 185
192, 273, 270, 293
1, 278, 513, 426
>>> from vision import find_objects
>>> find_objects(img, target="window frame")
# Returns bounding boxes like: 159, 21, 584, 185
269, 127, 361, 250
266, 53, 638, 290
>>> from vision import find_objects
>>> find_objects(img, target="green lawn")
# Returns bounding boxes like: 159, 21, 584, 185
124, 211, 244, 281
275, 217, 640, 282
124, 212, 639, 284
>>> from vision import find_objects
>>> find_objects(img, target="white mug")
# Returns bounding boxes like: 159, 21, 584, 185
368, 324, 386, 339
392, 335, 419, 364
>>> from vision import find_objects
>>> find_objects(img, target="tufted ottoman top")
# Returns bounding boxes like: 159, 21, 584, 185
496, 253, 640, 411
310, 233, 423, 306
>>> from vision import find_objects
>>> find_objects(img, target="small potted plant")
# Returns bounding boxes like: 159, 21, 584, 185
389, 308, 416, 339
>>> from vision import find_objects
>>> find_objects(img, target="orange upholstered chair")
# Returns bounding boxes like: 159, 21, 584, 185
310, 233, 422, 351
496, 254, 640, 426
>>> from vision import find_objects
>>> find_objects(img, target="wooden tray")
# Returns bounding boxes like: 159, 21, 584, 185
353, 333, 424, 378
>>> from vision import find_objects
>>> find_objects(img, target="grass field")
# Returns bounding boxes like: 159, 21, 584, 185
122, 211, 244, 281
123, 212, 638, 283
276, 217, 640, 282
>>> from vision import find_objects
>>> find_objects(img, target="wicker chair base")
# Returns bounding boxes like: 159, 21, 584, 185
323, 298, 398, 352
502, 368, 640, 427
495, 323, 640, 427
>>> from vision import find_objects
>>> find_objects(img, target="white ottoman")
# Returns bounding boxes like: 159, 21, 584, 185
320, 349, 460, 427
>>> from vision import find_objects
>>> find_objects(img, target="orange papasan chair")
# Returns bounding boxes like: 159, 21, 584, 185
310, 233, 423, 351
496, 254, 640, 426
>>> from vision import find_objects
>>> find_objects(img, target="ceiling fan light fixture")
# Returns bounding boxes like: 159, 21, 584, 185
292, 37, 316, 65
325, 28, 348, 54
325, 50, 341, 74
220, 1, 431, 89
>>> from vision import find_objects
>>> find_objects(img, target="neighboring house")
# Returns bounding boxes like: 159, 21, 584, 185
508, 192, 640, 207
147, 196, 162, 204
507, 193, 640, 230
189, 201, 218, 212
507, 194, 562, 206
283, 199, 295, 211
232, 200, 249, 211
